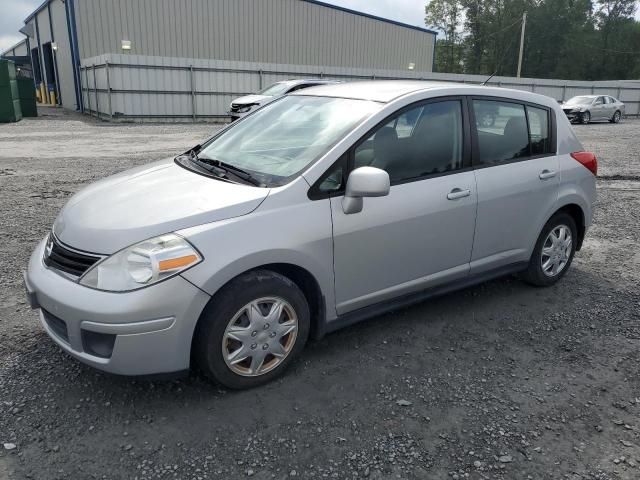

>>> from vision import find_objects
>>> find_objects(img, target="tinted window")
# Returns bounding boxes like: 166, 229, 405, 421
473, 100, 529, 165
354, 100, 463, 183
527, 106, 550, 155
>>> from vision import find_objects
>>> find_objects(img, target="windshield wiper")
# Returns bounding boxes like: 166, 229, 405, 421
192, 154, 264, 187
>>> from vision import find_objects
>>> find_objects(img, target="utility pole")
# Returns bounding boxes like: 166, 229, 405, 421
516, 12, 527, 78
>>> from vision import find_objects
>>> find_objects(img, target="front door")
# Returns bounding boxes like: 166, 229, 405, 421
469, 98, 560, 272
331, 99, 477, 315
592, 96, 606, 120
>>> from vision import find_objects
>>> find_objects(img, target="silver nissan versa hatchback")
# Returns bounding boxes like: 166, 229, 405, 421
25, 81, 597, 389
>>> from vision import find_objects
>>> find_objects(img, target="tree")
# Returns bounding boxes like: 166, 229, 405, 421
424, 0, 640, 80
425, 0, 463, 72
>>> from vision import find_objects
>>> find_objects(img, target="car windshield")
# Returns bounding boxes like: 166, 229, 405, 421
257, 82, 292, 96
566, 96, 593, 105
198, 95, 380, 186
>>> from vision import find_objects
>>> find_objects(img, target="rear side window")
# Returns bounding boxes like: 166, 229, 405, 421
473, 99, 552, 165
527, 106, 550, 156
473, 100, 529, 165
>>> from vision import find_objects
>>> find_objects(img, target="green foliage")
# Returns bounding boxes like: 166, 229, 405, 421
425, 0, 640, 80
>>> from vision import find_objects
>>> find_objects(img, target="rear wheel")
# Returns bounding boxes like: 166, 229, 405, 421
610, 110, 621, 123
521, 213, 577, 287
581, 111, 591, 124
193, 270, 310, 389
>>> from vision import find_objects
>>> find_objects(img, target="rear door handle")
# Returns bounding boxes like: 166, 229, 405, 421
539, 170, 556, 180
447, 188, 471, 200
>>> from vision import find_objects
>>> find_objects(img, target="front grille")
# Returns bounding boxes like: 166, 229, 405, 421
43, 234, 102, 277
42, 309, 69, 343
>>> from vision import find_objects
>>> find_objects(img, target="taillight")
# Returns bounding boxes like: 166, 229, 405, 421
571, 151, 597, 176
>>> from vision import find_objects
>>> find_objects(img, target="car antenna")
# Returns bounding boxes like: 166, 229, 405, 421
481, 72, 497, 86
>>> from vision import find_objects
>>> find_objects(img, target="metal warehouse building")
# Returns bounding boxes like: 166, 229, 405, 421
1, 0, 436, 121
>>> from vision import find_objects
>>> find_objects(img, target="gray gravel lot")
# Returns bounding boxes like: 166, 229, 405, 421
1, 108, 639, 480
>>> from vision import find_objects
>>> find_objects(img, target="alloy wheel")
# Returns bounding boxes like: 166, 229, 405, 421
581, 112, 590, 124
222, 297, 298, 377
540, 225, 572, 277
613, 111, 621, 123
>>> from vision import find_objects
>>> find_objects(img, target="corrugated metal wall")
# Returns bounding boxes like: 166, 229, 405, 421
0, 40, 28, 57
22, 0, 79, 110
80, 53, 640, 122
74, 0, 435, 71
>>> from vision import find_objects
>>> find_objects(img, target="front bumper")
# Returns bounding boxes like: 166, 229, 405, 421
25, 237, 210, 376
563, 110, 583, 122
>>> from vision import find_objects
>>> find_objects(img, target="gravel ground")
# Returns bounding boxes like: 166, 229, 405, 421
1, 108, 639, 480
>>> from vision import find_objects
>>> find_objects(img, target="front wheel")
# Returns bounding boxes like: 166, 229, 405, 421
521, 213, 577, 287
193, 270, 310, 389
610, 110, 621, 123
581, 111, 591, 124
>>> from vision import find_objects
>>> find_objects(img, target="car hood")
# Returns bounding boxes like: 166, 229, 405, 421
562, 103, 587, 109
53, 158, 269, 254
232, 94, 272, 105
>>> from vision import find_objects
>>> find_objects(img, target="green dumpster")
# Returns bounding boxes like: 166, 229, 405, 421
0, 59, 22, 123
17, 78, 37, 117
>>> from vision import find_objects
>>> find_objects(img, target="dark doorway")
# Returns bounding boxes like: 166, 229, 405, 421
42, 42, 57, 92
31, 47, 42, 84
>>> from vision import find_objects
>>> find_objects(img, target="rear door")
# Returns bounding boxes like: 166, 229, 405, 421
469, 98, 559, 273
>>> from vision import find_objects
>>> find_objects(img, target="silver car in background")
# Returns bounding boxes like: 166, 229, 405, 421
25, 81, 597, 389
228, 79, 340, 121
562, 95, 625, 124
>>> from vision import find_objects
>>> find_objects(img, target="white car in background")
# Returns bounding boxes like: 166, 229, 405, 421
228, 79, 340, 121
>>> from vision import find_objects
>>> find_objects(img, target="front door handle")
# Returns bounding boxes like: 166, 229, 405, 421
539, 170, 557, 180
447, 188, 471, 200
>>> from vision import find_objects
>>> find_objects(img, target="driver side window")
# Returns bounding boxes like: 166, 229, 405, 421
354, 101, 463, 184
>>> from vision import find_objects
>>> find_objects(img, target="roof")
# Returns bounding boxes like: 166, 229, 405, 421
301, 0, 437, 35
0, 38, 27, 56
291, 80, 562, 109
24, 0, 50, 23
278, 79, 341, 86
291, 80, 456, 102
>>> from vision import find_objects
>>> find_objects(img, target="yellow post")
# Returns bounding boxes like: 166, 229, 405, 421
50, 91, 57, 105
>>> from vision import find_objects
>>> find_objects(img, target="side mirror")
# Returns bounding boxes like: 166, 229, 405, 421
342, 166, 390, 215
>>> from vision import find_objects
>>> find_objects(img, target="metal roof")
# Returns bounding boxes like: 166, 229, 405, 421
300, 0, 437, 35
291, 80, 561, 106
291, 80, 456, 102
0, 38, 27, 56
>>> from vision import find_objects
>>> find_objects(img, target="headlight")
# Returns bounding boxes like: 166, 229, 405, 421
79, 234, 202, 292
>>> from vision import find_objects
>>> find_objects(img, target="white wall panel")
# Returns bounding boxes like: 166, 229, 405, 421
78, 53, 640, 121
74, 0, 436, 71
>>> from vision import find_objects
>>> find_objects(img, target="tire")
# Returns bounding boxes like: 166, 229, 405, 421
193, 270, 310, 389
520, 212, 577, 287
610, 110, 621, 123
581, 111, 591, 124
